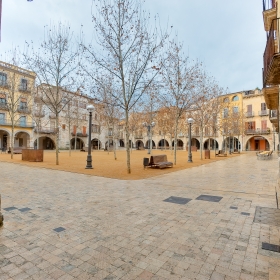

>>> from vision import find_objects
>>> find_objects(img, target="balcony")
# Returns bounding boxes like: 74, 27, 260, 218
0, 119, 34, 128
34, 128, 57, 134
245, 112, 254, 118
71, 132, 88, 137
18, 86, 31, 93
0, 82, 9, 89
263, 0, 277, 31
258, 110, 269, 116
245, 129, 270, 135
0, 102, 8, 111
263, 18, 280, 86
263, 85, 279, 109
17, 106, 31, 114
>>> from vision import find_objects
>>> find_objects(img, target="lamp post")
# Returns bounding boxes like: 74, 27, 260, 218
187, 118, 194, 163
143, 122, 155, 154
85, 105, 94, 169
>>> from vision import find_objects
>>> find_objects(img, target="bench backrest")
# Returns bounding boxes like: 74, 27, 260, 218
150, 155, 168, 164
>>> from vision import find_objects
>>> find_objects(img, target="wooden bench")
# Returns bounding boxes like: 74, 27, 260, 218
8, 147, 24, 154
215, 150, 227, 157
148, 154, 173, 169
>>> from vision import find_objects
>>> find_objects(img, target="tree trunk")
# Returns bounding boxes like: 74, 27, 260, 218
200, 126, 203, 160
11, 123, 14, 159
55, 115, 59, 165
174, 116, 179, 165
68, 123, 71, 157
125, 109, 131, 173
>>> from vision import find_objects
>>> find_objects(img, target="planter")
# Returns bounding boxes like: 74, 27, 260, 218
22, 149, 44, 162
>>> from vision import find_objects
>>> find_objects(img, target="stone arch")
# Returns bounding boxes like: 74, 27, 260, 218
158, 139, 170, 149
0, 129, 10, 150
92, 138, 102, 150
135, 140, 144, 149
35, 136, 55, 150
245, 136, 270, 151
119, 139, 125, 148
145, 140, 156, 149
70, 138, 85, 150
191, 138, 200, 149
14, 131, 31, 148
203, 138, 219, 150
222, 136, 241, 152
172, 139, 184, 150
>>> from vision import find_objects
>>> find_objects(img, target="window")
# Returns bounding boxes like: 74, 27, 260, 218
247, 104, 252, 112
19, 116, 26, 126
245, 121, 255, 130
20, 79, 28, 91
261, 103, 267, 111
62, 124, 66, 130
233, 106, 239, 113
223, 97, 229, 103
92, 124, 100, 133
0, 113, 5, 124
82, 126, 87, 135
73, 125, 77, 134
223, 108, 229, 118
79, 102, 87, 109
232, 96, 239, 101
95, 113, 97, 121
195, 127, 199, 135
19, 101, 27, 109
0, 72, 7, 86
0, 93, 6, 104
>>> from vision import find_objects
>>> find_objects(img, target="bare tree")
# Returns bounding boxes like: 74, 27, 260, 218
160, 40, 201, 164
24, 23, 83, 165
83, 0, 168, 173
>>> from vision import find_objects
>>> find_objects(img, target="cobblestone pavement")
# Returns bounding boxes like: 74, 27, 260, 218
0, 153, 280, 280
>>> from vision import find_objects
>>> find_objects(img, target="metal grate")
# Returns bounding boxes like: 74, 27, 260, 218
53, 227, 66, 233
196, 195, 223, 203
3, 207, 17, 211
262, 242, 280, 253
163, 196, 192, 205
18, 208, 31, 212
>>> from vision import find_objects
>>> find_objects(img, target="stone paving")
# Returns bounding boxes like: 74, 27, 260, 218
0, 153, 280, 280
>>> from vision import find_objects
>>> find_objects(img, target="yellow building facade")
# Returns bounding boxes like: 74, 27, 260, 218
0, 61, 36, 151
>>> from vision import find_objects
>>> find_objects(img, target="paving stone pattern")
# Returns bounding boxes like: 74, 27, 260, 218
254, 206, 280, 227
0, 153, 280, 279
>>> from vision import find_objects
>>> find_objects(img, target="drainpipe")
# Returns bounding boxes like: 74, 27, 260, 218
0, 195, 3, 227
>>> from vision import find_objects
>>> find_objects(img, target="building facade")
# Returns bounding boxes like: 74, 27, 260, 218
0, 61, 36, 151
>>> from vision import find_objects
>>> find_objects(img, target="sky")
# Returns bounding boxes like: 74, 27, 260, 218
0, 0, 266, 93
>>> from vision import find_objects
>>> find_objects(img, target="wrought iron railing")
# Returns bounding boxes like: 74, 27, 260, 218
245, 112, 254, 117
269, 109, 277, 118
263, 18, 280, 85
245, 129, 270, 134
0, 119, 34, 128
258, 110, 269, 116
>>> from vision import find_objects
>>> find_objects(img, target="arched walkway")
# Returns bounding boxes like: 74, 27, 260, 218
145, 140, 156, 149
106, 140, 116, 150
35, 137, 55, 150
0, 129, 10, 151
191, 138, 200, 149
92, 138, 102, 150
135, 140, 144, 149
245, 136, 270, 151
15, 131, 30, 148
119, 139, 125, 148
71, 138, 84, 150
172, 139, 184, 150
158, 139, 169, 149
203, 138, 219, 150
223, 137, 241, 152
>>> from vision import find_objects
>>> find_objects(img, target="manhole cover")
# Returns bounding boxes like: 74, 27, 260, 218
53, 227, 66, 233
196, 195, 223, 202
163, 196, 192, 205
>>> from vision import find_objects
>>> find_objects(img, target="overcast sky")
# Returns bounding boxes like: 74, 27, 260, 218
0, 0, 265, 93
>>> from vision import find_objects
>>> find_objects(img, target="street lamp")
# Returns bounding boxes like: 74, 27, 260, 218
85, 105, 94, 169
143, 121, 155, 154
187, 118, 194, 163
